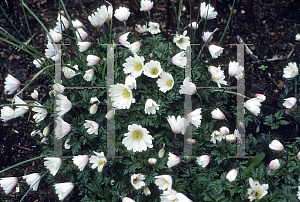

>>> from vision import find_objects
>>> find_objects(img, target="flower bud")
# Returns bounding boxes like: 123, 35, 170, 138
106, 109, 115, 119
219, 126, 229, 135
43, 126, 50, 136
226, 134, 236, 142
269, 140, 284, 151
129, 41, 141, 54
187, 138, 197, 144
31, 90, 38, 99
269, 159, 280, 171
158, 149, 165, 158
41, 137, 48, 144
211, 108, 225, 120
148, 158, 157, 165
76, 28, 88, 41
226, 169, 238, 182
297, 151, 300, 160
77, 42, 91, 52
110, 179, 115, 185
143, 187, 151, 196
31, 130, 37, 136
72, 19, 83, 28
64, 139, 71, 149
90, 104, 98, 114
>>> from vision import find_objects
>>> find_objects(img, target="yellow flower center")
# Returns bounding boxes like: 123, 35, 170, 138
253, 190, 261, 198
133, 130, 142, 140
178, 38, 184, 44
133, 178, 138, 184
135, 63, 142, 71
122, 89, 130, 98
167, 80, 173, 87
154, 26, 158, 29
164, 179, 169, 184
98, 159, 104, 165
291, 71, 295, 76
151, 68, 158, 75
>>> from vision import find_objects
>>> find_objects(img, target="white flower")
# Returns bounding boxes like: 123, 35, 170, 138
130, 174, 145, 190
179, 77, 197, 95
114, 7, 130, 22
228, 61, 244, 79
76, 28, 88, 42
211, 108, 225, 120
54, 182, 74, 201
47, 28, 62, 43
143, 60, 163, 78
129, 41, 141, 54
89, 151, 107, 172
226, 169, 238, 182
135, 24, 148, 33
167, 152, 181, 168
297, 151, 300, 160
186, 108, 202, 128
171, 51, 187, 68
148, 158, 157, 165
122, 124, 153, 152
53, 83, 65, 94
32, 102, 48, 123
33, 58, 44, 68
88, 12, 104, 27
119, 32, 131, 47
72, 19, 83, 28
31, 90, 38, 99
226, 134, 236, 142
63, 64, 79, 79
296, 33, 300, 41
14, 96, 29, 117
155, 175, 172, 190
143, 187, 151, 196
145, 99, 159, 114
283, 97, 297, 108
167, 115, 188, 134
245, 98, 262, 116
123, 54, 145, 78
89, 104, 98, 114
122, 197, 136, 202
90, 97, 100, 104
125, 74, 136, 89
255, 94, 266, 102
283, 62, 298, 79
269, 140, 284, 151
1, 107, 16, 122
176, 193, 193, 202
83, 69, 94, 81
87, 55, 100, 66
200, 2, 218, 20
140, 0, 153, 11
160, 189, 192, 202
55, 14, 70, 32
189, 22, 198, 29
56, 94, 72, 116
77, 42, 91, 52
196, 155, 210, 168
202, 31, 213, 42
23, 173, 41, 191
247, 178, 268, 201
55, 116, 71, 139
0, 177, 18, 194
211, 67, 227, 87
72, 155, 89, 171
210, 130, 223, 144
4, 74, 20, 95
64, 139, 71, 149
96, 5, 113, 22
109, 84, 134, 109
219, 126, 229, 135
156, 72, 174, 93
268, 159, 280, 171
208, 45, 224, 59
148, 22, 161, 34
298, 186, 300, 200
45, 41, 61, 61
187, 138, 197, 144
173, 30, 190, 50
44, 157, 62, 176
84, 120, 99, 135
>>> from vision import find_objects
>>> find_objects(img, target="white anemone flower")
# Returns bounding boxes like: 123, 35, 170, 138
296, 34, 300, 41
156, 72, 174, 93
23, 173, 41, 191
208, 45, 224, 59
226, 169, 238, 182
72, 155, 89, 171
268, 159, 280, 171
122, 124, 153, 152
283, 97, 297, 108
119, 32, 131, 47
88, 12, 104, 27
54, 182, 74, 201
228, 61, 244, 79
202, 31, 213, 42
55, 117, 71, 139
77, 42, 91, 52
129, 41, 141, 54
44, 157, 62, 176
33, 58, 44, 68
189, 22, 199, 29
210, 130, 223, 144
31, 89, 38, 99
160, 189, 177, 202
143, 60, 163, 78
0, 106, 15, 122
76, 28, 88, 42
247, 178, 268, 201
140, 0, 153, 11
245, 98, 262, 116
63, 64, 79, 79
47, 28, 62, 43
211, 67, 227, 87
83, 69, 94, 81
200, 2, 218, 20
87, 55, 100, 66
14, 96, 29, 117
125, 74, 136, 89
167, 115, 188, 135
269, 140, 284, 151
32, 102, 48, 123
90, 97, 100, 104
114, 7, 130, 22
122, 197, 136, 202
4, 74, 20, 95
45, 41, 61, 61
155, 175, 172, 191
123, 54, 145, 78
173, 30, 190, 50
96, 5, 113, 22
56, 94, 72, 116
283, 62, 298, 79
148, 22, 161, 34
0, 177, 18, 194
71, 19, 83, 28
196, 155, 210, 168
89, 151, 107, 172
171, 51, 187, 68
186, 108, 202, 128
84, 120, 99, 135
109, 84, 134, 109
55, 14, 70, 32
135, 24, 148, 33
167, 152, 181, 168
144, 98, 159, 114
179, 77, 197, 95
211, 108, 225, 120
255, 94, 266, 102
130, 174, 145, 190
219, 126, 229, 135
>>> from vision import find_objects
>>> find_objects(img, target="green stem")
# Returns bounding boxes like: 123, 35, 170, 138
0, 104, 54, 111
195, 28, 218, 64
0, 154, 49, 174
170, 0, 180, 34
210, 90, 250, 99
21, 2, 37, 49
270, 156, 296, 179
218, 0, 236, 46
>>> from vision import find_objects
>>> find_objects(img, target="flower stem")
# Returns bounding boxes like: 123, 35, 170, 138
269, 156, 296, 179
195, 28, 218, 64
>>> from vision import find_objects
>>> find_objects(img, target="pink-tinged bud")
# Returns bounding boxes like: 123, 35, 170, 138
76, 28, 88, 42
256, 125, 260, 133
187, 138, 197, 144
167, 152, 181, 168
211, 108, 225, 120
158, 149, 165, 158
87, 55, 100, 66
239, 122, 245, 131
118, 32, 131, 48
226, 169, 238, 182
202, 31, 213, 42
269, 159, 280, 171
110, 179, 114, 185
226, 134, 236, 142
269, 140, 284, 151
196, 155, 210, 168
219, 126, 229, 135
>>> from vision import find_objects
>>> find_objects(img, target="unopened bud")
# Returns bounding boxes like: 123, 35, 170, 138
143, 187, 151, 196
158, 149, 165, 158
187, 138, 197, 144
148, 158, 157, 165
297, 151, 300, 160
106, 109, 115, 119
90, 104, 98, 114
110, 179, 115, 185
41, 137, 48, 144
31, 130, 37, 136
256, 125, 260, 133
64, 139, 71, 149
31, 90, 38, 99
43, 126, 50, 136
